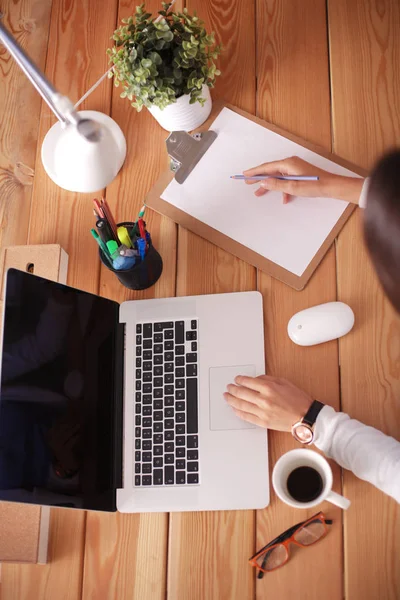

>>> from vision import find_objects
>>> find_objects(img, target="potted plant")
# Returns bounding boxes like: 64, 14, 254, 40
107, 2, 222, 131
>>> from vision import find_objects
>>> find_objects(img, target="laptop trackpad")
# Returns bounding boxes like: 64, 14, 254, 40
209, 365, 256, 430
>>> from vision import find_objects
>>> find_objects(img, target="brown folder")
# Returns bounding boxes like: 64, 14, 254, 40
146, 102, 367, 290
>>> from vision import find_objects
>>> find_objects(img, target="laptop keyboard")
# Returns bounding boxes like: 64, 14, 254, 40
134, 319, 199, 486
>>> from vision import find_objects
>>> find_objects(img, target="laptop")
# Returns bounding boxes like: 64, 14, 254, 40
0, 269, 269, 513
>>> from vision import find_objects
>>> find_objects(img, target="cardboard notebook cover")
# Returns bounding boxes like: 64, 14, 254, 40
0, 503, 50, 564
146, 102, 367, 290
0, 244, 68, 564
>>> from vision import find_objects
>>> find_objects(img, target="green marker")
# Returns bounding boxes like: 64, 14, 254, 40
106, 239, 120, 260
91, 229, 113, 266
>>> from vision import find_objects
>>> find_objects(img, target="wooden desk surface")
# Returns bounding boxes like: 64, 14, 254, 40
0, 0, 399, 599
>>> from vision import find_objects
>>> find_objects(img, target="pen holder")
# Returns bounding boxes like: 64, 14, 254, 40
99, 222, 163, 290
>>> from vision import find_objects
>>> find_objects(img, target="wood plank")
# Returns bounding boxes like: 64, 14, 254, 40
26, 0, 117, 292
82, 1, 178, 599
0, 0, 52, 249
255, 1, 343, 599
329, 1, 400, 598
168, 1, 257, 599
2, 0, 118, 599
83, 512, 168, 600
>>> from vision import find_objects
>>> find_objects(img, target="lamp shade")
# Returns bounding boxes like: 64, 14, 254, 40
41, 110, 126, 193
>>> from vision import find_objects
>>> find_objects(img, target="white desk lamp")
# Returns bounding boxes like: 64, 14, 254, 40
0, 21, 126, 193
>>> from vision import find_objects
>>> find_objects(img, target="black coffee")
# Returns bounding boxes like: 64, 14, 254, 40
287, 466, 323, 502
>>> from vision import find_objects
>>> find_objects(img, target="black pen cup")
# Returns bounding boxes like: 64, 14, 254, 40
99, 222, 163, 290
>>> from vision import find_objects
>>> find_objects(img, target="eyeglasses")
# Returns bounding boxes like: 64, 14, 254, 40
249, 511, 333, 579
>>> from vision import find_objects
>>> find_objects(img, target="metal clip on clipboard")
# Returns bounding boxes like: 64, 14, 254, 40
166, 130, 217, 184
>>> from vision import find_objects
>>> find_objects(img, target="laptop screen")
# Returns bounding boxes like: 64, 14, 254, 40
0, 269, 122, 511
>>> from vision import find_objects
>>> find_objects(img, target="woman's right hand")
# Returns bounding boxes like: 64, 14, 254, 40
243, 156, 363, 204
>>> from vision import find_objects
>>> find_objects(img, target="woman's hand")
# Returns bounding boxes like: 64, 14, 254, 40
224, 375, 314, 432
243, 156, 363, 204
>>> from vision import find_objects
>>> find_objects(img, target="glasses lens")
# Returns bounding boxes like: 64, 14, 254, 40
294, 519, 326, 546
256, 544, 288, 571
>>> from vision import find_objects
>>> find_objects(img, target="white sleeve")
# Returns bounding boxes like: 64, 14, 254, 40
358, 177, 370, 208
313, 405, 400, 503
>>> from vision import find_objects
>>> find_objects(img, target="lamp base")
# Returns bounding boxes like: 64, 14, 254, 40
41, 110, 126, 193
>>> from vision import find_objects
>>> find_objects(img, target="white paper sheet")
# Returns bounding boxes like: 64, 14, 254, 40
161, 108, 360, 276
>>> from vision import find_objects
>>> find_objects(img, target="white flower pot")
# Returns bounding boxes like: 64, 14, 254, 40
148, 85, 212, 132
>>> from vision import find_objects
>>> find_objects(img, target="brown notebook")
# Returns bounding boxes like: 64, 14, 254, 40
0, 503, 50, 564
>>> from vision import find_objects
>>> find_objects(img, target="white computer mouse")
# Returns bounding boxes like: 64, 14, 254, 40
287, 301, 355, 346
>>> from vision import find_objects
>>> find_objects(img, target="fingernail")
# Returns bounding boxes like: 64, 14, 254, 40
234, 376, 241, 383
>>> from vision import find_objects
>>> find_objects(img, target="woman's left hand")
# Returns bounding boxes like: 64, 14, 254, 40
224, 375, 314, 432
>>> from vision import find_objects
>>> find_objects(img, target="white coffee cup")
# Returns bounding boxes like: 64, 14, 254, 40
272, 449, 351, 510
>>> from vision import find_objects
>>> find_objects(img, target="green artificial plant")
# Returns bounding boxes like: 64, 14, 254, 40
107, 2, 222, 111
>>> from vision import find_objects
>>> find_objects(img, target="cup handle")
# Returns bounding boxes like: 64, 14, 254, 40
326, 490, 351, 510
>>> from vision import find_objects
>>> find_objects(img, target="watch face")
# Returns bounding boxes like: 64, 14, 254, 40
294, 424, 313, 444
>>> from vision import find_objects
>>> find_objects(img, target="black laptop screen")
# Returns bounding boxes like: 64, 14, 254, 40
0, 269, 122, 511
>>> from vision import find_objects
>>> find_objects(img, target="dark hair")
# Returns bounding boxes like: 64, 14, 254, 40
363, 150, 400, 313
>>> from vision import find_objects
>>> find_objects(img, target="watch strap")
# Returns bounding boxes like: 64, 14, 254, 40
302, 400, 325, 427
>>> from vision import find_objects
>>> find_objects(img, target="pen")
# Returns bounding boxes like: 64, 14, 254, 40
137, 204, 146, 219
230, 175, 319, 181
90, 229, 113, 266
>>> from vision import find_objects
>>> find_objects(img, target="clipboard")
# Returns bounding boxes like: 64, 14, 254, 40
146, 102, 367, 290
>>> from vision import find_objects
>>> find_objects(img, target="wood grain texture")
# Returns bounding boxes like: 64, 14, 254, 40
81, 2, 178, 599
256, 0, 331, 146
168, 2, 257, 599
330, 3, 400, 597
0, 0, 52, 249
329, 0, 400, 169
255, 1, 343, 599
82, 512, 168, 600
187, 0, 256, 112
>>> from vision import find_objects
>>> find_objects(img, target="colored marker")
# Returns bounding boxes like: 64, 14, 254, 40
106, 240, 120, 259
137, 238, 146, 261
96, 218, 114, 244
138, 218, 146, 239
91, 229, 113, 266
230, 175, 319, 181
93, 198, 104, 218
117, 226, 132, 248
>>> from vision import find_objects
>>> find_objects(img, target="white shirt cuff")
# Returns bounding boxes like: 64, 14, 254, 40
358, 177, 370, 208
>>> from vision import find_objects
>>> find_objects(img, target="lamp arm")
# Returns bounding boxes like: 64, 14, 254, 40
0, 21, 102, 141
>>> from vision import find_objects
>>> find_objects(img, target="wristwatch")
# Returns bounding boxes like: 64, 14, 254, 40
291, 400, 325, 445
